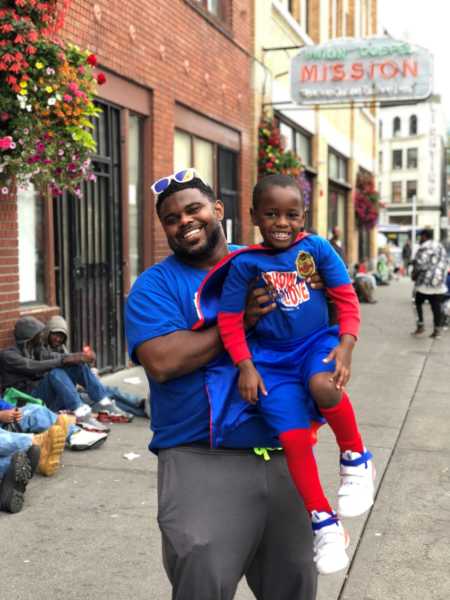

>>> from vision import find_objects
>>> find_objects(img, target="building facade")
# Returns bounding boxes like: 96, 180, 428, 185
0, 0, 254, 370
253, 0, 378, 265
378, 96, 448, 246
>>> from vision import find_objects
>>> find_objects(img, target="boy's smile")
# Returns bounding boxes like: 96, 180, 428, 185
251, 185, 306, 250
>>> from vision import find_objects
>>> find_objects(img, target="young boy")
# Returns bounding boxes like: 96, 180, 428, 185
194, 174, 375, 575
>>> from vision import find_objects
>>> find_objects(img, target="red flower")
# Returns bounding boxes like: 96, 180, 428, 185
96, 72, 106, 85
86, 53, 97, 66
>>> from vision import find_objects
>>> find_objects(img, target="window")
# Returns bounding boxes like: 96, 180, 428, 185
392, 150, 403, 170
393, 117, 401, 137
378, 151, 383, 170
328, 149, 348, 182
407, 148, 418, 169
194, 0, 228, 22
379, 120, 383, 140
18, 183, 45, 304
407, 180, 417, 201
278, 0, 294, 13
278, 117, 312, 166
300, 0, 310, 32
409, 115, 418, 135
391, 181, 402, 203
174, 129, 214, 185
128, 114, 144, 286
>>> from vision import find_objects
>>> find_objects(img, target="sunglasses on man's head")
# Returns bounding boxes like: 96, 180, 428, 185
151, 168, 201, 197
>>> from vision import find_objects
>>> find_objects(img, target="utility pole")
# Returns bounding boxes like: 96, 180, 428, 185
411, 194, 417, 256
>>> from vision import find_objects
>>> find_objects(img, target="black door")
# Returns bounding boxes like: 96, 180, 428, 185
54, 101, 126, 372
218, 147, 240, 243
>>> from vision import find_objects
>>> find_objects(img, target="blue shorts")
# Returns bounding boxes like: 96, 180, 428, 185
205, 326, 338, 446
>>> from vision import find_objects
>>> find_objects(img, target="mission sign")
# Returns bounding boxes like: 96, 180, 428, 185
290, 37, 433, 105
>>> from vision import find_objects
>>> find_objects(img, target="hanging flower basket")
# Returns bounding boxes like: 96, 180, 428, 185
258, 117, 303, 178
0, 1, 106, 197
354, 172, 380, 229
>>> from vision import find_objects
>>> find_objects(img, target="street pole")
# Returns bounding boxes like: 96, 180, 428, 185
411, 194, 417, 256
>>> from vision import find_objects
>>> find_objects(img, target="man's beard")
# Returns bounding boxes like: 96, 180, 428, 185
169, 222, 223, 263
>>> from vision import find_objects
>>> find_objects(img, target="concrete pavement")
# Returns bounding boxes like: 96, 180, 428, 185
1, 278, 449, 600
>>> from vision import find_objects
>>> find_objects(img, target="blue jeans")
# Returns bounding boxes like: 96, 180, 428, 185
32, 364, 108, 412
0, 429, 33, 477
103, 386, 146, 417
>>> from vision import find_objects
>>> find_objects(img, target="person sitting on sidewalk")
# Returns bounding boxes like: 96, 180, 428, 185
44, 316, 136, 421
0, 316, 110, 433
0, 396, 108, 468
0, 445, 39, 514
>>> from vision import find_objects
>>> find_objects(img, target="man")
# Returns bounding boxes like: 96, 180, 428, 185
0, 316, 109, 432
401, 240, 412, 273
125, 169, 318, 600
43, 315, 136, 422
411, 229, 448, 339
329, 225, 345, 262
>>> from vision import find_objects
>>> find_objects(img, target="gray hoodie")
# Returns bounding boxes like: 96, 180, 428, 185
0, 316, 65, 394
45, 315, 69, 354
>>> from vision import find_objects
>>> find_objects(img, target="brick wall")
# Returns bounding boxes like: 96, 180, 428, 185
62, 0, 254, 262
0, 189, 20, 349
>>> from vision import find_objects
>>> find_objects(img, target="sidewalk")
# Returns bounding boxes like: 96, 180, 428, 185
1, 278, 449, 600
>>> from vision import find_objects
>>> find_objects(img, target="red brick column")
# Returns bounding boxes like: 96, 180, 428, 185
0, 188, 20, 349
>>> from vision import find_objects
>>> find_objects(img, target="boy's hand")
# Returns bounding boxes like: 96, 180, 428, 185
322, 334, 356, 390
307, 271, 325, 290
244, 287, 276, 330
237, 360, 267, 404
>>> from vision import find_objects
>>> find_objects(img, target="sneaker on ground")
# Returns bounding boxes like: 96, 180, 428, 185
0, 451, 34, 513
311, 511, 350, 575
411, 325, 425, 336
93, 398, 134, 423
67, 429, 108, 451
429, 329, 442, 339
33, 424, 66, 477
77, 415, 110, 433
337, 449, 375, 518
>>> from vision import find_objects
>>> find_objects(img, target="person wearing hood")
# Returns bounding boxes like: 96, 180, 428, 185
45, 316, 141, 420
0, 316, 109, 433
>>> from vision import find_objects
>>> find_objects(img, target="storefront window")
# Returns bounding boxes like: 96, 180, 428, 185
18, 183, 45, 304
193, 137, 214, 185
174, 130, 192, 169
128, 114, 144, 285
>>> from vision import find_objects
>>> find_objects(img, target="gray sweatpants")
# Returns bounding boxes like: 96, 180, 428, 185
157, 445, 317, 600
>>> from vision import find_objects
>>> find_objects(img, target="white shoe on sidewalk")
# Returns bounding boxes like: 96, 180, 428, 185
67, 429, 108, 451
311, 511, 350, 575
337, 449, 375, 518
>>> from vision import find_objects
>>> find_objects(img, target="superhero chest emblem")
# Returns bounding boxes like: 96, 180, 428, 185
296, 251, 316, 280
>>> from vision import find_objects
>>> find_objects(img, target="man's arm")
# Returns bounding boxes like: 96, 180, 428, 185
1, 348, 64, 377
135, 285, 278, 383
136, 326, 223, 383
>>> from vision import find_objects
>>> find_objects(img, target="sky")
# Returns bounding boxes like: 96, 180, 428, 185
378, 0, 449, 121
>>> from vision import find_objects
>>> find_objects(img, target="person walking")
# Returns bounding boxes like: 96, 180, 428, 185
125, 169, 318, 600
402, 240, 412, 274
411, 229, 448, 339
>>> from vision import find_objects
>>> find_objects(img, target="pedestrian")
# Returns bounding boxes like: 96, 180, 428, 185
411, 229, 448, 339
125, 168, 318, 600
401, 240, 412, 273
0, 316, 109, 432
194, 174, 374, 575
329, 225, 345, 262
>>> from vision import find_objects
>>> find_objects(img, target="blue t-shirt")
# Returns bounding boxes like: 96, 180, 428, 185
125, 249, 279, 452
219, 235, 350, 341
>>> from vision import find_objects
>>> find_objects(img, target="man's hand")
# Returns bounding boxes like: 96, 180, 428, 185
0, 408, 21, 424
244, 287, 276, 330
237, 359, 267, 404
63, 352, 92, 366
322, 334, 356, 390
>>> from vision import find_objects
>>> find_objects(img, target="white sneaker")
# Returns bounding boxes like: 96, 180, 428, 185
337, 450, 375, 518
311, 511, 350, 575
67, 429, 108, 451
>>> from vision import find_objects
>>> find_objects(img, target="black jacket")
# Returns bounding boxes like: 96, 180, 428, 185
0, 317, 64, 394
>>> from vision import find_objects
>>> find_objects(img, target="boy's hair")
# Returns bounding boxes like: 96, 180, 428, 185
156, 178, 216, 214
252, 174, 303, 209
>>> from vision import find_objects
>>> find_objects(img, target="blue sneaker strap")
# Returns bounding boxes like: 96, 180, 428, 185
340, 449, 373, 467
312, 513, 338, 531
